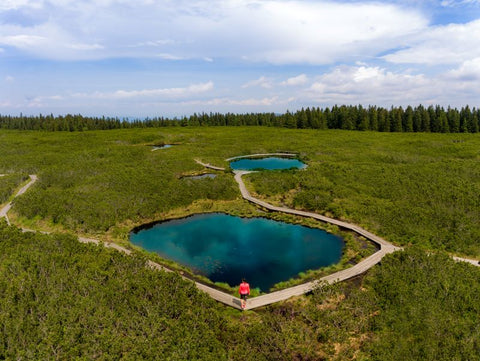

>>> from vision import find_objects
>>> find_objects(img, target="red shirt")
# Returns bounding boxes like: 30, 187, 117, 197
239, 282, 250, 295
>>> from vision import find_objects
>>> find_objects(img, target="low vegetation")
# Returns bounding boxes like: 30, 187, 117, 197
2, 220, 479, 360
0, 173, 28, 204
1, 126, 479, 359
1, 128, 478, 257
245, 132, 480, 256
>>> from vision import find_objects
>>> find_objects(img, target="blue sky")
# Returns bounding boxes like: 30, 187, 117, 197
1, 0, 480, 117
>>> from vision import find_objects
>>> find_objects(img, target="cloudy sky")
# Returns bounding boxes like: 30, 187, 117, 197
1, 0, 480, 117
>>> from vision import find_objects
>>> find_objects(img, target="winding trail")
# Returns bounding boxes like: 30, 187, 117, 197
193, 159, 226, 171
0, 175, 37, 225
233, 170, 400, 309
2, 168, 478, 311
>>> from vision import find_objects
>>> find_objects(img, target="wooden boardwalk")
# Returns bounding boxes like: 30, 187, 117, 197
194, 159, 226, 171
226, 153, 298, 161
0, 175, 38, 225
232, 171, 400, 309
2, 171, 478, 311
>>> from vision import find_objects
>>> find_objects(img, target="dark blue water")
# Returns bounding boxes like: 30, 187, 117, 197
230, 157, 306, 171
152, 144, 172, 150
130, 213, 343, 291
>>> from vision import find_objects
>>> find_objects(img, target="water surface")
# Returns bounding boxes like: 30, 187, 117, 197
230, 157, 306, 170
130, 213, 343, 291
152, 144, 172, 151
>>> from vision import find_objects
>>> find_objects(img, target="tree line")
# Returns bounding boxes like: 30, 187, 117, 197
1, 104, 480, 132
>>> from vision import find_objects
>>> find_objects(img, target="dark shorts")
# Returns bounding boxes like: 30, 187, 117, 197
240, 294, 248, 301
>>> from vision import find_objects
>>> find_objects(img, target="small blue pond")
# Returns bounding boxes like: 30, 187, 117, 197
230, 157, 306, 170
152, 144, 172, 150
130, 213, 344, 291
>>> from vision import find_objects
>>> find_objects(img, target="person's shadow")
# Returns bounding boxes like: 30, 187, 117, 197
232, 298, 243, 308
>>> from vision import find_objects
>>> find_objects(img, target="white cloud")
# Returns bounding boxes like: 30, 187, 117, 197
0, 0, 41, 10
2, 0, 480, 116
304, 63, 480, 107
0, 23, 105, 59
307, 65, 432, 104
281, 74, 308, 86
446, 57, 480, 80
182, 96, 282, 107
68, 43, 104, 50
0, 0, 428, 64
242, 76, 273, 89
32, 82, 214, 103
226, 96, 279, 106
132, 39, 175, 47
441, 0, 480, 6
5, 76, 15, 82
384, 19, 480, 65
0, 34, 47, 48
157, 53, 186, 60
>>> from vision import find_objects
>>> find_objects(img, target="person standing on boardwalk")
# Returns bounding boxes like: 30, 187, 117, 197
239, 278, 250, 310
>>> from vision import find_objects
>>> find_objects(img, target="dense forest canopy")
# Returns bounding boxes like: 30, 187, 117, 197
1, 104, 479, 133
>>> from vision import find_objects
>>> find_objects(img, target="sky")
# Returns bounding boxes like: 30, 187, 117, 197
1, 0, 480, 117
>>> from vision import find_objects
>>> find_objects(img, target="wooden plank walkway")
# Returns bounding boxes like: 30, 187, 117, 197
232, 170, 401, 309
0, 175, 38, 225
2, 171, 478, 311
226, 153, 298, 161
194, 159, 226, 171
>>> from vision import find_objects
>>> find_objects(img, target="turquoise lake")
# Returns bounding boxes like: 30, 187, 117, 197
130, 213, 344, 291
229, 157, 306, 171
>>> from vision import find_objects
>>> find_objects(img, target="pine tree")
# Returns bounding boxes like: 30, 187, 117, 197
368, 106, 378, 131
438, 112, 449, 133
428, 105, 439, 132
421, 107, 430, 132
284, 110, 297, 128
404, 106, 414, 132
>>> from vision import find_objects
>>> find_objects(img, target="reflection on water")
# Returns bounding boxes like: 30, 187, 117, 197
130, 213, 343, 291
230, 157, 306, 170
152, 144, 172, 151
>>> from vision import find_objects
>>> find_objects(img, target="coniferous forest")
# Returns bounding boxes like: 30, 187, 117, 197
1, 104, 480, 133
1, 124, 480, 359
